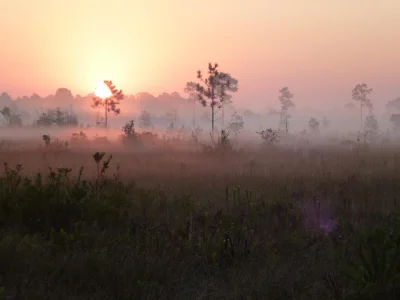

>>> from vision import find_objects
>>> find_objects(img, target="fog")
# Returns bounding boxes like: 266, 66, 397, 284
1, 85, 399, 142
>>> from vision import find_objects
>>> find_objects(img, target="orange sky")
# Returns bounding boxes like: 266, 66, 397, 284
1, 0, 399, 110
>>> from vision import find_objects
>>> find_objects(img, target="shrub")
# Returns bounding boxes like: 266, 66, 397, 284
257, 128, 279, 146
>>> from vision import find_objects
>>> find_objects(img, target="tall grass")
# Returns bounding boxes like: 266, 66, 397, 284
0, 133, 400, 299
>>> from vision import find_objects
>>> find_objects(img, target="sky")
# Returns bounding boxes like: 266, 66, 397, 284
1, 0, 399, 111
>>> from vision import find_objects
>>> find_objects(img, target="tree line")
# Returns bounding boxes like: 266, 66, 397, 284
1, 63, 400, 135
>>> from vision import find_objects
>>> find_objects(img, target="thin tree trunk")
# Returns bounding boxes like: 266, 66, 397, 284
222, 104, 225, 129
105, 101, 108, 129
360, 103, 363, 132
193, 99, 196, 129
174, 111, 177, 129
211, 105, 215, 133
211, 87, 215, 134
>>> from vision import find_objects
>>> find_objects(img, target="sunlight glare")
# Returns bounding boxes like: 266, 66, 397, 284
95, 81, 112, 99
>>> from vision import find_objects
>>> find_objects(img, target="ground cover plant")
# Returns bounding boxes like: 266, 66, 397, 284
1, 127, 400, 299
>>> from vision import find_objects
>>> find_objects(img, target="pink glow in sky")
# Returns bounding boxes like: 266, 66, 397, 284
1, 0, 399, 110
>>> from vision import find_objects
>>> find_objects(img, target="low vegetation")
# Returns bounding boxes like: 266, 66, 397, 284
0, 123, 400, 300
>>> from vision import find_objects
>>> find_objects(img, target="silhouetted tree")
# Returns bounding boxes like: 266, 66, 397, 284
92, 80, 124, 128
30, 93, 41, 102
0, 92, 13, 106
139, 110, 152, 129
36, 107, 78, 127
257, 129, 279, 146
1, 106, 12, 125
185, 63, 238, 133
278, 87, 295, 132
165, 110, 178, 130
0, 106, 22, 126
352, 83, 373, 131
228, 111, 244, 136
365, 115, 379, 138
54, 88, 74, 103
120, 120, 138, 145
308, 117, 320, 133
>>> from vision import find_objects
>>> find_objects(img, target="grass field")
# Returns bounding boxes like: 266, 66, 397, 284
0, 129, 400, 299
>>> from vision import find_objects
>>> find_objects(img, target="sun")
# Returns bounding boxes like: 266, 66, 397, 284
95, 80, 112, 99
